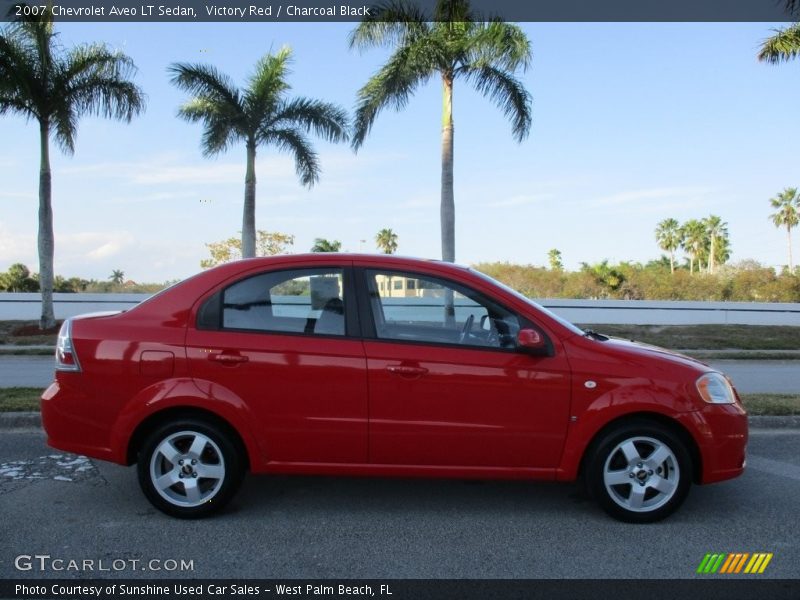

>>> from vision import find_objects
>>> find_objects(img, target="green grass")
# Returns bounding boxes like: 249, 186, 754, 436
0, 387, 42, 411
0, 320, 59, 346
0, 348, 54, 356
740, 394, 800, 416
581, 324, 800, 351
2, 387, 798, 416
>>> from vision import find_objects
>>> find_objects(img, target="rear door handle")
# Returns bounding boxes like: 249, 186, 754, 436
387, 364, 428, 377
210, 353, 249, 365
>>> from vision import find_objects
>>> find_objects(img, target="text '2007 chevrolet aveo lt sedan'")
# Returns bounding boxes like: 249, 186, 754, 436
42, 254, 747, 522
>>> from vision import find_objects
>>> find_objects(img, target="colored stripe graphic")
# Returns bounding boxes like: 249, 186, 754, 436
698, 553, 773, 574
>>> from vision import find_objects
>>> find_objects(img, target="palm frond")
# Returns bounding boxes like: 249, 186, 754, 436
264, 127, 320, 187
434, 0, 474, 22
169, 62, 249, 155
51, 101, 77, 153
168, 62, 242, 111
245, 47, 292, 118
268, 97, 349, 144
60, 46, 145, 120
178, 97, 241, 156
465, 20, 532, 72
352, 40, 437, 149
461, 64, 532, 142
0, 30, 40, 119
758, 22, 800, 64
348, 0, 429, 52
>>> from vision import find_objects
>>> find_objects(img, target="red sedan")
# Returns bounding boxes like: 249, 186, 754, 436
41, 255, 747, 522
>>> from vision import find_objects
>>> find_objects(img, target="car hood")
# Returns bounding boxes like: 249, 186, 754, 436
600, 336, 713, 374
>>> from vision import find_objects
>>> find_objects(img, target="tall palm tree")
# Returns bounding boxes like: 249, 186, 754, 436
654, 218, 683, 274
769, 187, 800, 271
0, 9, 144, 328
375, 227, 399, 254
681, 219, 707, 274
758, 22, 800, 63
311, 238, 342, 252
109, 269, 125, 285
350, 0, 532, 263
169, 47, 349, 259
703, 215, 728, 274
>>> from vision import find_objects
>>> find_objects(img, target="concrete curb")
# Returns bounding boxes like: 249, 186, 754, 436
749, 415, 800, 429
1, 411, 798, 431
0, 411, 42, 429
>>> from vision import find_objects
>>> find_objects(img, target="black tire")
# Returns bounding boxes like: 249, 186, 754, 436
585, 420, 692, 523
137, 418, 244, 518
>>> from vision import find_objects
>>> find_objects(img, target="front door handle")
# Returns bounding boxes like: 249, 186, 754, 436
210, 353, 249, 365
387, 364, 428, 377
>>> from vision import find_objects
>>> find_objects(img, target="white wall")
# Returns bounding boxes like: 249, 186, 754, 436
2, 293, 800, 326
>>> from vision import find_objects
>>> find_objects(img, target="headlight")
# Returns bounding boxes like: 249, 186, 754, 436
696, 372, 735, 404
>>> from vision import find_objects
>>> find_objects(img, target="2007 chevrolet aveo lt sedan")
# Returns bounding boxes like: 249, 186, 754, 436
42, 255, 747, 522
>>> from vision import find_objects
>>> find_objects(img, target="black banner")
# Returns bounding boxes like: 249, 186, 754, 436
1, 579, 800, 600
0, 0, 798, 23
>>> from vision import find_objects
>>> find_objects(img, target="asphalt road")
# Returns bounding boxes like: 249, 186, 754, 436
1, 355, 799, 393
0, 428, 798, 580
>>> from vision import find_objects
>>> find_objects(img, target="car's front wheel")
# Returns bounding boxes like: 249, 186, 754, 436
586, 421, 692, 523
137, 418, 244, 518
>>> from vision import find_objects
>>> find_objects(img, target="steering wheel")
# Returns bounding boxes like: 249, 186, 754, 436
458, 314, 475, 344
486, 319, 501, 347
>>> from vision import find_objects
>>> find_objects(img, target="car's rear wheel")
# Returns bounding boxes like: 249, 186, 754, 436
586, 421, 691, 523
137, 418, 244, 518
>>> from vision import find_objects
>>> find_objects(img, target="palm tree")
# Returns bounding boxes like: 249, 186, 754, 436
769, 187, 800, 271
350, 0, 532, 263
0, 9, 144, 328
703, 215, 728, 274
547, 248, 564, 271
169, 47, 349, 259
758, 22, 800, 63
109, 270, 125, 285
375, 228, 399, 254
654, 218, 683, 274
681, 219, 707, 274
311, 238, 342, 252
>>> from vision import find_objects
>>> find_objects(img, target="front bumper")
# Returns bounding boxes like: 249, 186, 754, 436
680, 402, 748, 484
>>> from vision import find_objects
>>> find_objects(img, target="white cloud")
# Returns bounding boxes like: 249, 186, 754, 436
486, 193, 555, 208
592, 186, 716, 207
0, 222, 35, 266
0, 191, 32, 200
57, 231, 136, 262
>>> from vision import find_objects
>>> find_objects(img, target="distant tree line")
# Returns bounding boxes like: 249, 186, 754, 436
0, 263, 170, 294
475, 259, 800, 302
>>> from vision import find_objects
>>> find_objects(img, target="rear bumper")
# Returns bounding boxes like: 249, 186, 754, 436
680, 402, 748, 484
41, 381, 117, 463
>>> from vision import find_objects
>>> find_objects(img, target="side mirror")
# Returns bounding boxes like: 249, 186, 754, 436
517, 328, 546, 351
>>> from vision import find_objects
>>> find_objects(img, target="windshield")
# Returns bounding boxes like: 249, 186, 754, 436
469, 268, 585, 337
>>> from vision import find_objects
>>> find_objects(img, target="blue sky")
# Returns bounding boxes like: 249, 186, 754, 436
1, 22, 799, 282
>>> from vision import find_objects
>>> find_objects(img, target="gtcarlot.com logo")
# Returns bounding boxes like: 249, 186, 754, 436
697, 552, 773, 574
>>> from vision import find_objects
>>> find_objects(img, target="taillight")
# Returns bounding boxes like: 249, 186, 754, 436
55, 319, 81, 372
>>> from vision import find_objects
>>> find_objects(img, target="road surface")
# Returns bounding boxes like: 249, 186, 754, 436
0, 428, 798, 580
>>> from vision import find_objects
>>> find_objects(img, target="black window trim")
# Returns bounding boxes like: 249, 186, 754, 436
196, 265, 361, 339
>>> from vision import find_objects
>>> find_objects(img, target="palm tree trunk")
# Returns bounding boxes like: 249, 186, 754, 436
669, 251, 674, 274
788, 225, 794, 272
709, 237, 716, 274
38, 120, 55, 330
440, 73, 455, 326
242, 140, 257, 258
440, 72, 455, 264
